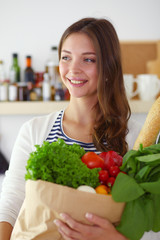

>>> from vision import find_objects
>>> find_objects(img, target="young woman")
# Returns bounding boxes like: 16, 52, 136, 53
0, 18, 142, 240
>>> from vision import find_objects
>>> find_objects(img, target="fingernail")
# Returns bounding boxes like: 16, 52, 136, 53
53, 219, 60, 226
60, 213, 66, 220
85, 213, 93, 219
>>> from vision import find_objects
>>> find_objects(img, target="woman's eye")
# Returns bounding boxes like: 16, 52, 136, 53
84, 58, 96, 63
61, 56, 70, 61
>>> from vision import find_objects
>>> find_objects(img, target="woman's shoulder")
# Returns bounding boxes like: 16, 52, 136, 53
19, 110, 62, 145
26, 111, 61, 126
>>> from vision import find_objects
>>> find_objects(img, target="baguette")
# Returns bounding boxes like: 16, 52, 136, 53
133, 96, 160, 150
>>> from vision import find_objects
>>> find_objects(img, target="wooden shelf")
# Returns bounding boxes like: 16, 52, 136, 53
0, 100, 154, 115
0, 101, 69, 115
129, 100, 154, 113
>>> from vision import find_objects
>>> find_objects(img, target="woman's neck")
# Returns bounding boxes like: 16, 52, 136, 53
65, 96, 98, 125
62, 96, 99, 143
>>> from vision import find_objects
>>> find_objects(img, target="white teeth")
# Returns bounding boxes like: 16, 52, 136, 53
70, 80, 83, 84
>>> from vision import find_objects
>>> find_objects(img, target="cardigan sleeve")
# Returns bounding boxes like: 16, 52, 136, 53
0, 111, 60, 226
0, 120, 35, 226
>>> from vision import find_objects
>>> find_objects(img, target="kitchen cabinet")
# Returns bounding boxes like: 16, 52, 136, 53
121, 40, 160, 77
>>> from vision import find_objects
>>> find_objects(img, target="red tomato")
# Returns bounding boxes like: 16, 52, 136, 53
81, 152, 105, 169
99, 151, 123, 169
99, 152, 115, 170
99, 170, 109, 184
109, 166, 120, 177
107, 177, 115, 187
111, 151, 123, 167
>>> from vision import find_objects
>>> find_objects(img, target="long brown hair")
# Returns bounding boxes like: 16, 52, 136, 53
58, 18, 131, 156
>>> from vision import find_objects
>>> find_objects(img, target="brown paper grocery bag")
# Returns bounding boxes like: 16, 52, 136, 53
11, 180, 125, 240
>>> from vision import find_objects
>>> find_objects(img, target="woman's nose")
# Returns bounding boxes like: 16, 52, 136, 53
69, 59, 82, 74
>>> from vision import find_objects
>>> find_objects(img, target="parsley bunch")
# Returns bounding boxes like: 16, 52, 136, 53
25, 138, 100, 189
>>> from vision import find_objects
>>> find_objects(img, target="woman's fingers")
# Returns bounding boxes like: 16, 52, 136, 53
59, 213, 90, 232
53, 213, 123, 240
85, 213, 113, 229
54, 215, 83, 240
58, 227, 75, 240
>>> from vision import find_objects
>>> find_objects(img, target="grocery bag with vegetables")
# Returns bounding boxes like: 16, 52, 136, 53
10, 138, 125, 240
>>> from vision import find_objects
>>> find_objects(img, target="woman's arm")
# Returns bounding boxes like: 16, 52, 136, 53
0, 113, 58, 227
0, 222, 13, 240
0, 120, 36, 228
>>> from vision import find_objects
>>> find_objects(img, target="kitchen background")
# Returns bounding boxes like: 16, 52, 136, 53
0, 0, 160, 168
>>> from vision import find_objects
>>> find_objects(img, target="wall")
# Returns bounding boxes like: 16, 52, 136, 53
0, 0, 160, 162
0, 0, 160, 78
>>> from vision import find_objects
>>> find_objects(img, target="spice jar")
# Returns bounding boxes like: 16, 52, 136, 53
18, 82, 28, 101
0, 82, 8, 101
9, 83, 18, 101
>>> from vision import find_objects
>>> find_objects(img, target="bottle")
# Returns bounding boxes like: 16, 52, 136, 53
42, 73, 51, 101
10, 53, 20, 83
35, 72, 44, 87
54, 82, 65, 101
0, 60, 6, 83
45, 46, 59, 87
24, 56, 35, 85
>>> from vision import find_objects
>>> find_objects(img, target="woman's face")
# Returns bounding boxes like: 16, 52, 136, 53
59, 32, 98, 99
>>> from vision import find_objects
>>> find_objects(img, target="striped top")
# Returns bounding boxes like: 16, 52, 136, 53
46, 110, 101, 154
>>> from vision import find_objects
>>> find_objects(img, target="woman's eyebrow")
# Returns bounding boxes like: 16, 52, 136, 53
82, 52, 96, 55
61, 50, 96, 55
61, 50, 71, 54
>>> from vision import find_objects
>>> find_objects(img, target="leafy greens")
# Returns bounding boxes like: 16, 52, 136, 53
25, 138, 100, 189
112, 143, 160, 240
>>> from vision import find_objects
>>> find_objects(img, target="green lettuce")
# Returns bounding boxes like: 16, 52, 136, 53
25, 138, 100, 189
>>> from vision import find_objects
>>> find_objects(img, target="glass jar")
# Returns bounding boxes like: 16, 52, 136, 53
8, 83, 18, 101
18, 82, 28, 101
0, 83, 8, 101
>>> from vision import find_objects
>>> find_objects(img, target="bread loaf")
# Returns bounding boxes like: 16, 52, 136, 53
133, 96, 160, 150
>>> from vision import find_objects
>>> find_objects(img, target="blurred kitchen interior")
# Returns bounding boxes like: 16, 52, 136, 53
0, 0, 160, 163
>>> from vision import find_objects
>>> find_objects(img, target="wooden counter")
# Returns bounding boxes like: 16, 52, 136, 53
0, 100, 154, 115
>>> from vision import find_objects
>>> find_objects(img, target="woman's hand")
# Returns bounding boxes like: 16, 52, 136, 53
54, 212, 127, 240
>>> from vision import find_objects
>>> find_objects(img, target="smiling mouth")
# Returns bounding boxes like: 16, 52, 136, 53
67, 78, 87, 85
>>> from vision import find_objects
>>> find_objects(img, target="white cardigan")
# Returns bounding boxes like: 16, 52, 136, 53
0, 111, 141, 226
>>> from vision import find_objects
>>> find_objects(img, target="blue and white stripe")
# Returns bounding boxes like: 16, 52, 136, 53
46, 110, 101, 154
